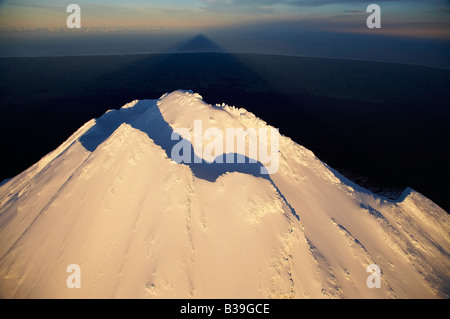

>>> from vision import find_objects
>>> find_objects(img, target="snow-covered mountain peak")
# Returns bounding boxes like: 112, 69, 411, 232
0, 90, 448, 299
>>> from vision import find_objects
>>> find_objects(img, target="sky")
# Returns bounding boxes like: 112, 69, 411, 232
0, 0, 449, 38
0, 0, 449, 67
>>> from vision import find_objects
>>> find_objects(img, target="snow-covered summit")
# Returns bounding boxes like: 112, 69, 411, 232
0, 90, 448, 298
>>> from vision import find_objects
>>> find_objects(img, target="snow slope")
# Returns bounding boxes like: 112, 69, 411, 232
0, 90, 448, 298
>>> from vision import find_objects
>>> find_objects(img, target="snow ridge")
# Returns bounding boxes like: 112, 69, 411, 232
0, 90, 448, 299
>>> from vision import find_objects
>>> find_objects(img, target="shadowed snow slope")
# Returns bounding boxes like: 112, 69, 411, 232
0, 90, 449, 298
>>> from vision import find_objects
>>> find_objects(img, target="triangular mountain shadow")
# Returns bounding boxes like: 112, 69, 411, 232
168, 34, 225, 53
111, 34, 282, 95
